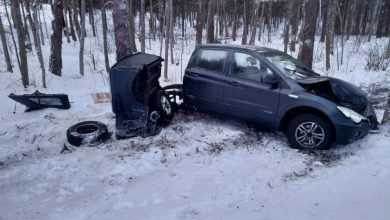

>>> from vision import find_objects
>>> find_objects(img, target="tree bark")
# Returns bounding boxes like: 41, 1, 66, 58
112, 0, 131, 61
290, 0, 301, 52
163, 0, 171, 80
0, 14, 13, 72
241, 0, 249, 45
298, 0, 318, 69
89, 0, 96, 37
11, 0, 29, 87
127, 0, 137, 53
207, 0, 215, 43
140, 0, 146, 52
3, 0, 21, 69
32, 0, 46, 88
195, 0, 204, 44
73, 0, 81, 38
232, 0, 237, 41
49, 0, 64, 76
102, 1, 110, 72
80, 0, 86, 76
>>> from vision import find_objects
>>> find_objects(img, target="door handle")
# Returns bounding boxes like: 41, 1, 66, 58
228, 81, 239, 87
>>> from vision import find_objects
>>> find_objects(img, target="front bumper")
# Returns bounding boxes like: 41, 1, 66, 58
334, 117, 370, 145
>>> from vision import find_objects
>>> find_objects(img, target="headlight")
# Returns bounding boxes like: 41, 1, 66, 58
337, 106, 366, 123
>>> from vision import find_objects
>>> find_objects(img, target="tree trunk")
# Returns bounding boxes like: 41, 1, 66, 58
207, 0, 215, 43
232, 0, 237, 41
241, 0, 249, 45
63, 1, 71, 43
164, 0, 171, 80
89, 0, 96, 37
66, 0, 77, 41
32, 0, 46, 88
325, 0, 336, 70
80, 0, 86, 76
298, 0, 318, 69
0, 15, 13, 72
140, 0, 146, 52
72, 0, 81, 38
195, 0, 204, 44
11, 0, 29, 87
102, 1, 110, 72
3, 0, 21, 69
113, 0, 131, 61
290, 0, 301, 52
127, 0, 137, 53
169, 0, 174, 64
49, 0, 64, 76
249, 1, 259, 45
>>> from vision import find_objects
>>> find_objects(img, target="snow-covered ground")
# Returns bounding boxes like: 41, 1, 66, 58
1, 5, 390, 220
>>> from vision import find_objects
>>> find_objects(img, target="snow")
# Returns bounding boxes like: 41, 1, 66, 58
1, 4, 390, 220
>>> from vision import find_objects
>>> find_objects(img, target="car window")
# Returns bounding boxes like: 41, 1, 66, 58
196, 49, 227, 73
231, 52, 273, 82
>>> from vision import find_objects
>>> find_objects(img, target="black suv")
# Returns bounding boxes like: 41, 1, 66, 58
183, 44, 378, 150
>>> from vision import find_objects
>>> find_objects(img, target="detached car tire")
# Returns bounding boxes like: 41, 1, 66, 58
67, 121, 110, 146
154, 90, 174, 121
286, 114, 334, 150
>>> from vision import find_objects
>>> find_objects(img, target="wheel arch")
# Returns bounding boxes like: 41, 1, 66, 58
279, 106, 335, 136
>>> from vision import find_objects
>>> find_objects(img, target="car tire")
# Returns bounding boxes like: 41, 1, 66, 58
286, 114, 334, 150
67, 121, 110, 147
154, 90, 174, 121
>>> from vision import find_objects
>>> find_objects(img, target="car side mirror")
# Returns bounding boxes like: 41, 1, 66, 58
262, 74, 278, 87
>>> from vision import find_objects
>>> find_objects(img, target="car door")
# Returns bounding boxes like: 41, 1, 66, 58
222, 51, 280, 126
183, 48, 228, 113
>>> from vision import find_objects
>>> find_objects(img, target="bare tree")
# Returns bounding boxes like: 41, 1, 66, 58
164, 0, 172, 80
298, 0, 318, 68
112, 0, 132, 61
195, 0, 204, 44
207, 0, 215, 43
88, 0, 96, 37
241, 0, 249, 45
102, 1, 110, 72
11, 0, 29, 87
79, 0, 86, 76
127, 0, 137, 53
325, 0, 336, 70
232, 0, 238, 41
140, 0, 146, 52
3, 0, 20, 69
49, 0, 64, 76
32, 0, 46, 88
0, 14, 12, 72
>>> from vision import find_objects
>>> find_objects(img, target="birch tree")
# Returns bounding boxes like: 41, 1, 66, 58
112, 0, 131, 61
0, 14, 12, 72
49, 0, 64, 76
11, 0, 29, 87
79, 0, 86, 76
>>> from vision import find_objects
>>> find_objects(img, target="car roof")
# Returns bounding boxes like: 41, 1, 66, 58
197, 44, 281, 54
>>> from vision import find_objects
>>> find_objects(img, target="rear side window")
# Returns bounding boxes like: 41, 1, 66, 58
195, 49, 227, 73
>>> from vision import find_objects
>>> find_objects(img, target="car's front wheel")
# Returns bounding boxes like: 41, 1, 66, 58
286, 114, 334, 150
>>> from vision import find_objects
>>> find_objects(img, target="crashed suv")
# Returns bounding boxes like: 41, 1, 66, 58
183, 45, 378, 150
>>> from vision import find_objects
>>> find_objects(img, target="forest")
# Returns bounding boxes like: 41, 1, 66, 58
0, 0, 389, 88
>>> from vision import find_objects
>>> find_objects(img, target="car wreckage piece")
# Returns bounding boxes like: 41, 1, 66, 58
109, 52, 180, 139
9, 90, 71, 112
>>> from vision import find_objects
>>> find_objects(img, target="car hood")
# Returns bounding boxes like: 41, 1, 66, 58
297, 76, 378, 129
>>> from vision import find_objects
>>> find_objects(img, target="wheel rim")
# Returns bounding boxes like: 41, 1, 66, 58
161, 96, 171, 115
295, 122, 325, 148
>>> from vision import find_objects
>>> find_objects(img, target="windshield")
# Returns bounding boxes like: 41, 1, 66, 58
263, 52, 319, 80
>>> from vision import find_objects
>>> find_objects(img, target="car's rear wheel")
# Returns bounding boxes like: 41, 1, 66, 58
286, 114, 334, 150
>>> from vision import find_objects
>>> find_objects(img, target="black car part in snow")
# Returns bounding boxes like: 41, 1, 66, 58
9, 90, 70, 112
109, 52, 182, 139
